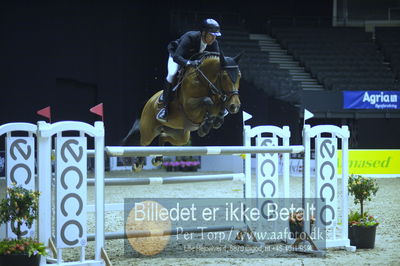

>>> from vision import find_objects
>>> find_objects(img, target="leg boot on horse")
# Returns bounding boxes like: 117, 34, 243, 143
213, 109, 228, 129
156, 80, 173, 122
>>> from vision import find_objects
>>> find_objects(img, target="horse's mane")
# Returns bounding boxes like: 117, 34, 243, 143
191, 52, 220, 63
201, 55, 220, 68
203, 55, 219, 62
183, 53, 220, 76
191, 52, 239, 69
185, 52, 240, 84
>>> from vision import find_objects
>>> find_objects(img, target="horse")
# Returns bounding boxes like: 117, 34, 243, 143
122, 51, 242, 171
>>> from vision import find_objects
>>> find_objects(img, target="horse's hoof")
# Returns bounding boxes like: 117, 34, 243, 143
152, 157, 163, 167
132, 163, 143, 172
197, 128, 206, 137
213, 121, 223, 129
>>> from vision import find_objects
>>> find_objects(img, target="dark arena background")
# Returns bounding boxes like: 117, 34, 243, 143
1, 0, 399, 148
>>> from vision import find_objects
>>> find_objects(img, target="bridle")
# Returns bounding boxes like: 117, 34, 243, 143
195, 64, 240, 103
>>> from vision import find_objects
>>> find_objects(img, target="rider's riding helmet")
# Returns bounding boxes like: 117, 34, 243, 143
201, 18, 221, 36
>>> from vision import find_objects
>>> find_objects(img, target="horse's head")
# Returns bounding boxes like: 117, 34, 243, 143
219, 52, 242, 114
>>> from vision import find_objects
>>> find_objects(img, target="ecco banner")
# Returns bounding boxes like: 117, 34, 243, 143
343, 91, 400, 109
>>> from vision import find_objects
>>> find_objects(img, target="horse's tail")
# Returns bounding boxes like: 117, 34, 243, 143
121, 118, 141, 146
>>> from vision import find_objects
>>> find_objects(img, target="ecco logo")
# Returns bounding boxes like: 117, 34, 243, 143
7, 137, 35, 237
57, 138, 86, 247
317, 138, 336, 226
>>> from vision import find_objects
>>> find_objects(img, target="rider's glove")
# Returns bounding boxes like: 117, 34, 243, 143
187, 60, 201, 67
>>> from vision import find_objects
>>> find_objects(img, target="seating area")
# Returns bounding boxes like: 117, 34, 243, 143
270, 26, 400, 90
170, 11, 400, 106
375, 27, 400, 81
220, 30, 302, 104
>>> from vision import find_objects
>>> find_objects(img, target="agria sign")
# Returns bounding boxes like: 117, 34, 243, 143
343, 90, 400, 109
362, 91, 398, 108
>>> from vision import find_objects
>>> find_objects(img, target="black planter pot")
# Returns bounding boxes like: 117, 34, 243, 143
348, 224, 377, 249
181, 167, 198, 172
0, 254, 40, 266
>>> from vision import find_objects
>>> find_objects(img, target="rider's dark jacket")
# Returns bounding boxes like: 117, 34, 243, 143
168, 31, 220, 67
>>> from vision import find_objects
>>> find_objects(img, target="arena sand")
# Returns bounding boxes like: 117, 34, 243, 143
46, 170, 400, 265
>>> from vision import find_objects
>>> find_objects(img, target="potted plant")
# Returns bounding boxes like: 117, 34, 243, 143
0, 185, 47, 266
162, 160, 181, 172
348, 174, 379, 249
180, 158, 201, 172
162, 160, 172, 172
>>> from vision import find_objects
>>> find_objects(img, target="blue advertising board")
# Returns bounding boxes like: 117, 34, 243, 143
343, 91, 400, 109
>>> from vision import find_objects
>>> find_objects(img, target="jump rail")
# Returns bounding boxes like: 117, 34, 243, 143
105, 145, 305, 157
87, 173, 245, 186
87, 225, 243, 241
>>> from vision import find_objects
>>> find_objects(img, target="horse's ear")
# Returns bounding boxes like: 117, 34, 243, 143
233, 51, 244, 64
219, 51, 227, 67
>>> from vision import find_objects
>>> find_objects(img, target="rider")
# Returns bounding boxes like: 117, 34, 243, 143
156, 18, 222, 122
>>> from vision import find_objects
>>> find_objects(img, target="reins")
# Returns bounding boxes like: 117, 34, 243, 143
191, 54, 240, 103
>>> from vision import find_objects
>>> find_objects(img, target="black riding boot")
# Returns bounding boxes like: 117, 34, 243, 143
157, 81, 172, 122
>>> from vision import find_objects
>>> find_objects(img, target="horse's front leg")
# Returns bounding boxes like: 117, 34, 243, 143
197, 112, 215, 137
213, 108, 228, 129
197, 97, 217, 137
186, 96, 216, 137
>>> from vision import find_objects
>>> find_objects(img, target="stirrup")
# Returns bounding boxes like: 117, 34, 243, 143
156, 108, 168, 122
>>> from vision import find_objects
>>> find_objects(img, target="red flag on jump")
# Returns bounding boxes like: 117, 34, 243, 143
90, 103, 104, 121
37, 106, 51, 123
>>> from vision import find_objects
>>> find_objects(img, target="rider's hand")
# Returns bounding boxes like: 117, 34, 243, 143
187, 60, 200, 67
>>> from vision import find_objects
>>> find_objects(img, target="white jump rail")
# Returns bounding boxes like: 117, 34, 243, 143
87, 225, 244, 241
105, 145, 304, 157
87, 173, 245, 186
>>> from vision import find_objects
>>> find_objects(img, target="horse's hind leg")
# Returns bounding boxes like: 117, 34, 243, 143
159, 129, 190, 146
132, 119, 162, 171
150, 130, 190, 167
133, 156, 145, 172
152, 156, 163, 167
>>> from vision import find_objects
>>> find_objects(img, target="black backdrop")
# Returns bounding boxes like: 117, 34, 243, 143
0, 0, 331, 146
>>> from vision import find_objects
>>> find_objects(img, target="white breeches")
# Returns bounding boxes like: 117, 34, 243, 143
166, 56, 179, 83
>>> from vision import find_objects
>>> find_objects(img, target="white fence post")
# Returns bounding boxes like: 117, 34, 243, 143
303, 124, 351, 249
37, 121, 53, 264
36, 121, 105, 265
94, 121, 105, 261
341, 126, 350, 241
0, 123, 37, 240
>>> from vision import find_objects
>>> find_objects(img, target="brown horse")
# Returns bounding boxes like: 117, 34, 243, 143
122, 52, 242, 171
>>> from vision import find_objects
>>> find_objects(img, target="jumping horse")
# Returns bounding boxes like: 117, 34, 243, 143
122, 51, 242, 171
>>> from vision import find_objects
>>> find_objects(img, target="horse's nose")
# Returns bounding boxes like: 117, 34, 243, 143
229, 103, 240, 114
